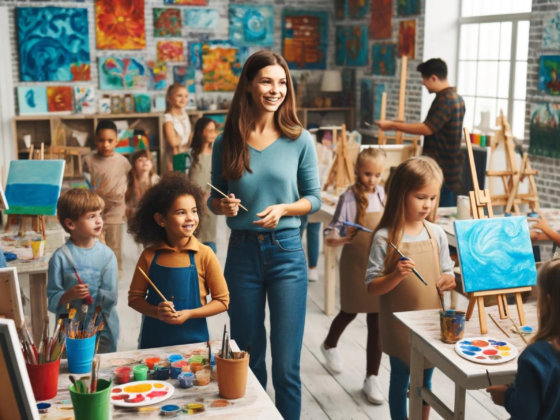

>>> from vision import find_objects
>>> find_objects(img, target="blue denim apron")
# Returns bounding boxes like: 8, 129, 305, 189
139, 250, 209, 349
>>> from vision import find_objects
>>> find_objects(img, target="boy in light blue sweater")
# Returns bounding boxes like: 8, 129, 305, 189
47, 189, 119, 353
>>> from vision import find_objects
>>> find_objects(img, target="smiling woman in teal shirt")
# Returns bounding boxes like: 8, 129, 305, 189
207, 51, 320, 420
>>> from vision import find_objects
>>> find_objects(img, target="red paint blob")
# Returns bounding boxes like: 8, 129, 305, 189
111, 388, 122, 393
125, 394, 145, 403
146, 390, 168, 399
111, 394, 129, 400
483, 349, 498, 355
470, 340, 489, 347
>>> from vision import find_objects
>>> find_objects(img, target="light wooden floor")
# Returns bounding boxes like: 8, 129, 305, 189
36, 217, 509, 419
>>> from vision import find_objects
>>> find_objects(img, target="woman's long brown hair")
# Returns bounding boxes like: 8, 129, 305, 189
531, 259, 560, 351
374, 156, 443, 275
351, 148, 386, 226
221, 50, 302, 180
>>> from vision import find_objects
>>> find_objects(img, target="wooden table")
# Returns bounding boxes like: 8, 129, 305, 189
395, 302, 537, 420
40, 341, 282, 419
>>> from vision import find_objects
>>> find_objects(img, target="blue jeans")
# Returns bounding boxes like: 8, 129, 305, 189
225, 228, 307, 420
439, 186, 457, 208
389, 356, 434, 420
299, 216, 321, 268
204, 241, 217, 254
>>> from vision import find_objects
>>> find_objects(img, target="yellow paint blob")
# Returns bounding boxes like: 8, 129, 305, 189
123, 383, 152, 393
498, 346, 511, 351
501, 352, 511, 356
154, 383, 164, 389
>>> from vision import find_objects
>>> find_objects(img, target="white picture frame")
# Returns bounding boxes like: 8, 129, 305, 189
0, 267, 24, 327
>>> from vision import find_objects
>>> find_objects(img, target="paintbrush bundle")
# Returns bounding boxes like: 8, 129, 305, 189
19, 315, 68, 365
66, 302, 105, 340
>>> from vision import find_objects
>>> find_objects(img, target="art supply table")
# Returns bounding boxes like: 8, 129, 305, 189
395, 301, 537, 420
38, 341, 282, 419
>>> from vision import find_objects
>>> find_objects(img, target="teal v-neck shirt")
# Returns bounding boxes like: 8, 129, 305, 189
207, 130, 321, 231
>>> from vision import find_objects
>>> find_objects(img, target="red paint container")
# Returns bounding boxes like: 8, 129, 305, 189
114, 366, 132, 384
26, 359, 61, 401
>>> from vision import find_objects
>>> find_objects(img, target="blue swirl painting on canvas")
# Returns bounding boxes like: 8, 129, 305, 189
454, 217, 537, 293
17, 7, 91, 82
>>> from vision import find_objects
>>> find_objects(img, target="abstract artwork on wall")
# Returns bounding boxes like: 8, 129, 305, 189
153, 8, 182, 37
373, 83, 386, 121
157, 41, 184, 63
454, 217, 537, 293
529, 103, 560, 159
73, 86, 96, 114
98, 56, 147, 90
173, 65, 195, 92
147, 61, 168, 91
335, 0, 346, 20
47, 87, 73, 113
398, 20, 416, 59
207, 114, 226, 133
96, 0, 146, 50
341, 68, 356, 107
4, 160, 65, 216
538, 55, 560, 95
229, 5, 274, 47
17, 7, 91, 82
370, 0, 392, 39
17, 87, 48, 116
202, 42, 245, 92
336, 26, 369, 67
371, 44, 396, 76
397, 0, 420, 16
542, 13, 560, 50
336, 0, 370, 19
282, 10, 328, 70
134, 94, 151, 113
188, 42, 203, 70
184, 8, 219, 30
360, 79, 373, 129
164, 0, 208, 5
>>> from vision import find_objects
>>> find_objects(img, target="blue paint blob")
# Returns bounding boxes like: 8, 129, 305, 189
462, 351, 476, 356
460, 346, 481, 352
459, 341, 471, 345
162, 404, 180, 412
494, 341, 507, 346
520, 326, 533, 333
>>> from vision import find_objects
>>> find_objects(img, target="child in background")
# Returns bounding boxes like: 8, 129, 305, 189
163, 83, 192, 172
366, 157, 456, 420
125, 149, 160, 219
83, 120, 131, 272
47, 189, 119, 353
188, 117, 218, 253
127, 173, 229, 349
486, 258, 560, 420
321, 148, 386, 404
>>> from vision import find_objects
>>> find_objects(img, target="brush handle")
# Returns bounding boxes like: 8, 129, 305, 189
73, 268, 94, 305
137, 267, 176, 313
207, 183, 249, 212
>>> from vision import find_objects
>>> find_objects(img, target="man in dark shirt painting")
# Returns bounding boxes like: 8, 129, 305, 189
375, 58, 466, 207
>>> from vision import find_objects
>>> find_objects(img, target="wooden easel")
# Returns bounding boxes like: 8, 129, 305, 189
395, 56, 408, 145
323, 124, 355, 193
463, 127, 531, 334
377, 92, 387, 145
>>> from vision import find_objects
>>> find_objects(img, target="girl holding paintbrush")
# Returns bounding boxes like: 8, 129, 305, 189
365, 157, 456, 420
128, 173, 229, 349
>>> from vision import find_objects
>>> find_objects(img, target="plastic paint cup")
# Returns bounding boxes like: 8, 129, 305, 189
69, 378, 111, 420
37, 402, 51, 413
171, 361, 188, 379
161, 404, 180, 417
114, 366, 132, 384
31, 240, 46, 259
154, 361, 170, 380
178, 372, 194, 389
168, 354, 183, 363
188, 355, 206, 365
190, 362, 203, 373
66, 335, 96, 374
440, 310, 466, 344
144, 355, 161, 370
133, 365, 148, 381
195, 369, 211, 386
26, 359, 60, 401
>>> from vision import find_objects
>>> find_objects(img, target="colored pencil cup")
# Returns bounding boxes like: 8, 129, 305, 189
66, 334, 96, 374
216, 353, 250, 399
69, 378, 111, 420
26, 359, 60, 401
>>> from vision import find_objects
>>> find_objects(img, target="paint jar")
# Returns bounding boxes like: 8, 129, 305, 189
154, 361, 170, 380
181, 364, 191, 373
114, 366, 132, 384
184, 402, 206, 415
133, 365, 148, 381
190, 362, 203, 373
69, 378, 111, 420
195, 369, 211, 386
178, 372, 195, 389
31, 239, 46, 259
215, 352, 250, 399
161, 404, 181, 417
26, 359, 60, 401
456, 196, 471, 220
171, 360, 188, 379
168, 354, 183, 363
440, 310, 466, 344
188, 355, 207, 365
144, 355, 161, 370
66, 334, 96, 374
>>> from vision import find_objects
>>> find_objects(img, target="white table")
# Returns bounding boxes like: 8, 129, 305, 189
395, 302, 536, 420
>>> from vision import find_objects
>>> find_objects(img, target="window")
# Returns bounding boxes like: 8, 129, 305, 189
457, 0, 531, 140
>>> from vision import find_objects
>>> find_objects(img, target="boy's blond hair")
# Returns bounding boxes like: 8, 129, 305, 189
57, 189, 105, 233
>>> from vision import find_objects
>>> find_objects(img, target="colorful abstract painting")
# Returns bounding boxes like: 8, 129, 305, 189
397, 0, 420, 16
542, 13, 560, 49
529, 103, 560, 158
74, 86, 96, 114
153, 8, 181, 37
398, 20, 416, 59
164, 0, 207, 5
184, 8, 219, 30
372, 44, 396, 76
188, 42, 203, 70
96, 0, 145, 50
208, 114, 226, 133
157, 41, 184, 63
230, 5, 274, 47
335, 0, 346, 20
538, 55, 560, 95
370, 0, 392, 39
47, 87, 73, 113
341, 68, 356, 107
202, 42, 245, 92
173, 65, 194, 89
147, 61, 167, 90
5, 160, 65, 216
454, 217, 537, 293
282, 10, 328, 70
98, 56, 147, 90
134, 94, 151, 113
17, 7, 91, 82
360, 79, 373, 128
336, 26, 369, 67
336, 0, 370, 19
17, 87, 48, 115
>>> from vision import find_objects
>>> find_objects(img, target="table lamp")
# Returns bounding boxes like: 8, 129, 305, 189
321, 70, 342, 107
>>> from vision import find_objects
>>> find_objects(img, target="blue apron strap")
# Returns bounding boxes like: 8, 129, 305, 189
189, 251, 195, 267
153, 250, 161, 263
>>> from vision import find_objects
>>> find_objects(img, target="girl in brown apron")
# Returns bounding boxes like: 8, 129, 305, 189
321, 148, 387, 404
365, 157, 456, 420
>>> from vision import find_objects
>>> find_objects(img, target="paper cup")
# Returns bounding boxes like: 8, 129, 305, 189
31, 240, 45, 259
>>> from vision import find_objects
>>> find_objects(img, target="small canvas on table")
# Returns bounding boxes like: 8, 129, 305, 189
0, 268, 24, 327
454, 216, 537, 293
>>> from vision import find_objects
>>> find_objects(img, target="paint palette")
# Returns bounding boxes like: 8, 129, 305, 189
455, 337, 518, 365
110, 380, 174, 407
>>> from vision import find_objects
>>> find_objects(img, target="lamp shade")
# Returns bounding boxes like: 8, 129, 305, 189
321, 70, 342, 92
